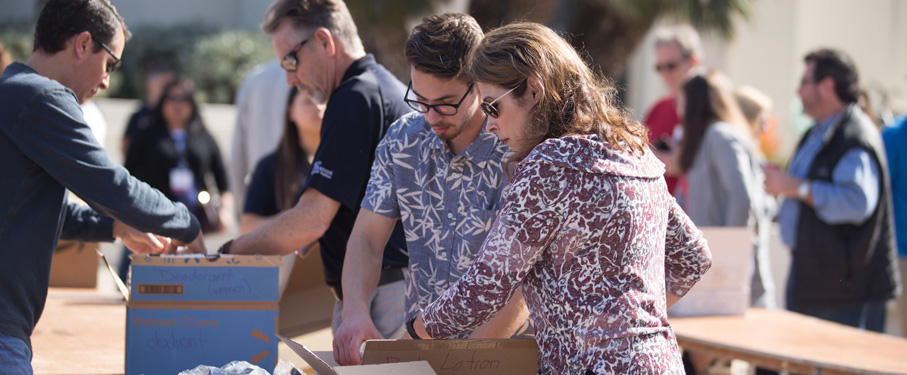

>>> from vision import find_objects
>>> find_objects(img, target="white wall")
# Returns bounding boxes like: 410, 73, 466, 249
627, 0, 907, 159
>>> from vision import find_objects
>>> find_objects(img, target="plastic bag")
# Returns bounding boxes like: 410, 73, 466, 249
178, 361, 270, 375
178, 360, 302, 375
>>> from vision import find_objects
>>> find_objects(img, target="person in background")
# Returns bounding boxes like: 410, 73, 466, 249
241, 86, 324, 296
230, 59, 293, 216
735, 85, 782, 161
658, 71, 775, 309
121, 66, 174, 155
765, 48, 898, 332
407, 22, 711, 375
883, 114, 907, 336
645, 24, 703, 193
125, 77, 233, 235
221, 0, 412, 339
656, 71, 776, 375
333, 13, 528, 366
0, 1, 204, 371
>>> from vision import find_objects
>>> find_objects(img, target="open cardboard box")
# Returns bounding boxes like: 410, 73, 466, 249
49, 240, 98, 288
668, 227, 754, 317
279, 335, 436, 375
99, 252, 282, 374
280, 335, 538, 375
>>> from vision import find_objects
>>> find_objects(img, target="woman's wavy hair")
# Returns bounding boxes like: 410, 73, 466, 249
678, 70, 751, 173
469, 22, 648, 164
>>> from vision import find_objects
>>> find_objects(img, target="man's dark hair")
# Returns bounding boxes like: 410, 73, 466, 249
33, 0, 131, 54
405, 13, 483, 82
804, 48, 860, 104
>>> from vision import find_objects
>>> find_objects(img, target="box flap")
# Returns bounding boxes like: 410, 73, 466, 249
278, 335, 437, 375
96, 249, 130, 302
130, 254, 282, 267
361, 339, 539, 375
335, 361, 436, 375
129, 254, 282, 303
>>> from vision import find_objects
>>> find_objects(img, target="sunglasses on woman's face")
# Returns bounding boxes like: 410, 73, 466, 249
480, 86, 519, 118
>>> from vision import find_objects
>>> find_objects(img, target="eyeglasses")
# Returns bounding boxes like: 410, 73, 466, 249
404, 82, 474, 116
480, 85, 519, 118
281, 37, 312, 71
93, 38, 120, 74
655, 61, 681, 73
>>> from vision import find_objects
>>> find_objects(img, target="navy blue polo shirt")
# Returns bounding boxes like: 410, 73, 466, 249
304, 54, 411, 289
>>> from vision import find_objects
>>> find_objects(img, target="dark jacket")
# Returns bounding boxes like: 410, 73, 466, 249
124, 122, 229, 202
790, 104, 900, 309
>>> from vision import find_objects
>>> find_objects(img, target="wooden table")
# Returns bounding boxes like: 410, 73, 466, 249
31, 288, 333, 374
671, 308, 907, 375
31, 288, 126, 374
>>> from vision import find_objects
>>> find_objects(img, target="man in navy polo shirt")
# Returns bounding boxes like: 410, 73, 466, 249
225, 0, 410, 337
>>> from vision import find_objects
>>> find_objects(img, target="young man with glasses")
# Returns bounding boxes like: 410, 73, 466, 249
0, 0, 205, 371
223, 0, 412, 340
332, 13, 530, 366
645, 25, 703, 193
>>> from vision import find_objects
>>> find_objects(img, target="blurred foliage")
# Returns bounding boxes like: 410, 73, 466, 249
470, 0, 753, 80
345, 0, 436, 82
343, 0, 752, 87
118, 24, 274, 104
0, 21, 273, 104
0, 21, 34, 63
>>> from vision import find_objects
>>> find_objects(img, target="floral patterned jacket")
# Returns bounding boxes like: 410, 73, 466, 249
422, 134, 712, 374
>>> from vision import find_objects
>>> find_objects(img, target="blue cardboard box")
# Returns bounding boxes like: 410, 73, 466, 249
125, 254, 281, 374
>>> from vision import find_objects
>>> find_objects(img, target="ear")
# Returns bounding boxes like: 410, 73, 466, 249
525, 76, 543, 107
315, 28, 336, 57
818, 76, 836, 98
72, 31, 93, 59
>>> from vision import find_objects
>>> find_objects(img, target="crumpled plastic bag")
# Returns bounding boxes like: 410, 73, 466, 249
179, 360, 302, 375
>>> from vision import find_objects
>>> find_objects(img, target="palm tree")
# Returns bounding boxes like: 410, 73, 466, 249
347, 0, 751, 83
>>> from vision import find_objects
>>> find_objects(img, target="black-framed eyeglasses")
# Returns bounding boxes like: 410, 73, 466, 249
404, 82, 474, 116
281, 37, 312, 71
480, 85, 519, 118
93, 38, 120, 74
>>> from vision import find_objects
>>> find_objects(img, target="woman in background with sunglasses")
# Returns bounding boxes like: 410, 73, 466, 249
125, 77, 232, 235
406, 22, 712, 374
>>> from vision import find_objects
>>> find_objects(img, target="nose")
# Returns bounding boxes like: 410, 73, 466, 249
485, 118, 498, 133
286, 70, 299, 87
99, 74, 110, 90
424, 108, 443, 125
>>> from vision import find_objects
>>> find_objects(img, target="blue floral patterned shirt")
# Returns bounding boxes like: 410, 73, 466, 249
362, 112, 510, 322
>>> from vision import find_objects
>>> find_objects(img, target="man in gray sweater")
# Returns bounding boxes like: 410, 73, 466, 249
0, 1, 204, 372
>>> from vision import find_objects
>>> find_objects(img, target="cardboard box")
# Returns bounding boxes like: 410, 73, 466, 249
279, 335, 437, 375
123, 254, 281, 374
280, 336, 538, 375
279, 249, 335, 337
668, 227, 754, 317
361, 339, 539, 375
49, 240, 99, 288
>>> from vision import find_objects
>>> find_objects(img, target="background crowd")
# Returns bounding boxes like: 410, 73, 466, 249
0, 0, 905, 374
